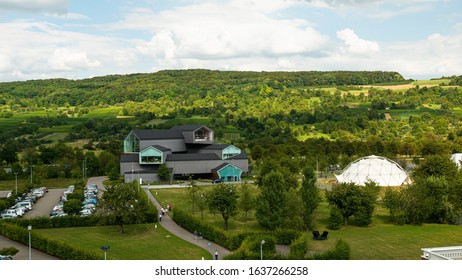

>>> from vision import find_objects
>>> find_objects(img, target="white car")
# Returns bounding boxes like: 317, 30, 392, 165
14, 201, 32, 211
80, 208, 93, 216
32, 189, 45, 198
11, 207, 25, 217
1, 210, 17, 219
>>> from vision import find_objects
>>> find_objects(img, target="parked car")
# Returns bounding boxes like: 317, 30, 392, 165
14, 201, 32, 211
32, 189, 45, 198
212, 178, 223, 184
1, 209, 18, 219
50, 209, 64, 217
80, 208, 93, 216
24, 195, 37, 204
1, 213, 16, 219
84, 184, 98, 194
10, 207, 25, 217
83, 198, 97, 205
0, 255, 14, 260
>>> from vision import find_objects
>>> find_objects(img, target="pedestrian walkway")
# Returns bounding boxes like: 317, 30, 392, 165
143, 187, 231, 259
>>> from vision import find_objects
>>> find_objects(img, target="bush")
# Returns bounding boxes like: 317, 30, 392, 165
311, 239, 350, 260
288, 233, 308, 259
0, 247, 19, 256
328, 206, 344, 230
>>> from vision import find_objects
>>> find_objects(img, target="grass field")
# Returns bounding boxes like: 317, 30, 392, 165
0, 178, 75, 191
36, 223, 213, 260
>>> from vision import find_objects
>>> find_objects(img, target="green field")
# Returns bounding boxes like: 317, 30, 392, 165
0, 178, 75, 191
36, 223, 213, 260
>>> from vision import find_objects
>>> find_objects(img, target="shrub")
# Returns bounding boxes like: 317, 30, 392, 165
288, 233, 308, 259
311, 239, 350, 260
327, 206, 344, 230
0, 247, 19, 256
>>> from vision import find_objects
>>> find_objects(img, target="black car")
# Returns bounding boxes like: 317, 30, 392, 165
212, 178, 223, 184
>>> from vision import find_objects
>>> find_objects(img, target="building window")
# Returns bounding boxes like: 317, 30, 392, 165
124, 133, 140, 153
141, 156, 162, 164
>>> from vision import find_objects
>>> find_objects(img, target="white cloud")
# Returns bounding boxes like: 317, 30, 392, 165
48, 48, 101, 71
0, 0, 68, 14
336, 28, 380, 54
0, 20, 140, 80
121, 2, 329, 68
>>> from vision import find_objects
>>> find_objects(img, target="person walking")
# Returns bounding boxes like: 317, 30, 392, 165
159, 213, 162, 221
207, 242, 211, 250
214, 250, 219, 260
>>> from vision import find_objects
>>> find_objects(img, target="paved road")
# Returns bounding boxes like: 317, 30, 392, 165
23, 189, 64, 218
144, 187, 231, 259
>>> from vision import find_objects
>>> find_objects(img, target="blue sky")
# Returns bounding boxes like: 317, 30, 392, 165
0, 0, 461, 81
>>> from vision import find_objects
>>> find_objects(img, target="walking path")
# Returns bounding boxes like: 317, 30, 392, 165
143, 187, 231, 259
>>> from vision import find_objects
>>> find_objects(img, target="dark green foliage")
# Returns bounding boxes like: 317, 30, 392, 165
63, 199, 83, 216
283, 188, 305, 230
412, 155, 458, 179
255, 171, 287, 230
328, 206, 344, 230
157, 163, 171, 182
326, 181, 379, 227
96, 183, 149, 234
300, 166, 320, 229
207, 183, 239, 230
238, 182, 255, 220
0, 246, 19, 256
288, 233, 308, 260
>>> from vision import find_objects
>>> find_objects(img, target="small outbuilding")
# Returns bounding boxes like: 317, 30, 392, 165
334, 155, 411, 187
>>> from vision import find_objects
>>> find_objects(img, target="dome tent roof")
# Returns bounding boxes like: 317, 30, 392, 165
334, 155, 411, 187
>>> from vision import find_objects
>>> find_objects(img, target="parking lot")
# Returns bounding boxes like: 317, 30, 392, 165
0, 177, 108, 259
23, 189, 64, 218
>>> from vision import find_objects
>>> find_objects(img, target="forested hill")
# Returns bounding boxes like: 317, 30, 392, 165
0, 70, 405, 107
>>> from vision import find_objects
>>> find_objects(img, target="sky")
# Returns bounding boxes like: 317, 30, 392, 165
0, 0, 461, 82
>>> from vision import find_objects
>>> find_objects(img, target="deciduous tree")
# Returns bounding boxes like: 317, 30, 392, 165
207, 183, 238, 230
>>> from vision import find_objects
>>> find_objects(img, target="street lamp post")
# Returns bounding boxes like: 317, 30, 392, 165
28, 225, 32, 260
14, 172, 18, 196
100, 245, 110, 260
260, 240, 265, 260
30, 165, 34, 185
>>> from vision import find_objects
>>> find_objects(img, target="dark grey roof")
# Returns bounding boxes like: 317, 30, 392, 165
132, 129, 183, 140
120, 154, 139, 162
212, 163, 229, 171
166, 153, 221, 162
146, 145, 171, 152
228, 149, 248, 159
199, 144, 231, 150
171, 124, 206, 131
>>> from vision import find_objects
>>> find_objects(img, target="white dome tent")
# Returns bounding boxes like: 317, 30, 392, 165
450, 153, 462, 169
334, 155, 411, 187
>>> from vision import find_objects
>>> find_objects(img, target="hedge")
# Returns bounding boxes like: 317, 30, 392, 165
171, 208, 302, 251
0, 222, 99, 260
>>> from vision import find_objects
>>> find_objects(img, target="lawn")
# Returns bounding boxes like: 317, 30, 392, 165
151, 185, 462, 260
152, 185, 262, 232
36, 223, 213, 260
0, 178, 75, 191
